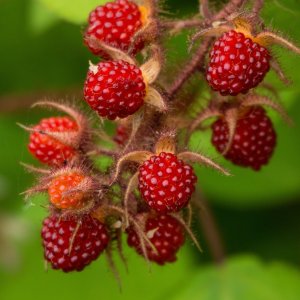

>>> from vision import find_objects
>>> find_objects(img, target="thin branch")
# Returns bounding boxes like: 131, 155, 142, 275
162, 19, 203, 32
193, 192, 226, 265
213, 0, 247, 21
199, 0, 212, 19
0, 88, 81, 113
252, 0, 264, 15
87, 148, 117, 157
167, 38, 211, 99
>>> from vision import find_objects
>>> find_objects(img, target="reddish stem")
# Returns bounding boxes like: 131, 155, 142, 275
195, 195, 226, 265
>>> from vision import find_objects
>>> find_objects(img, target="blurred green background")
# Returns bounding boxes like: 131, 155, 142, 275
1, 0, 300, 299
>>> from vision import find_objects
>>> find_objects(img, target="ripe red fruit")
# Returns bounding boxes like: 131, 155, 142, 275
84, 60, 146, 120
138, 152, 197, 213
127, 214, 185, 265
85, 0, 144, 56
42, 215, 109, 272
206, 30, 270, 96
212, 106, 277, 170
48, 172, 87, 209
28, 117, 78, 166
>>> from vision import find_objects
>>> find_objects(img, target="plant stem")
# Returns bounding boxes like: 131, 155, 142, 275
167, 38, 211, 99
252, 0, 264, 14
213, 0, 247, 20
195, 194, 226, 265
199, 0, 212, 19
162, 19, 203, 31
0, 88, 81, 113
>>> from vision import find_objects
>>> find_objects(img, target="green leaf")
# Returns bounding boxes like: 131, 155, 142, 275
172, 255, 300, 300
35, 0, 107, 24
28, 0, 59, 35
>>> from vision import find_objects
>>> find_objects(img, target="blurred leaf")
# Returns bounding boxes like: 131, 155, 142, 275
272, 0, 300, 15
0, 115, 34, 210
172, 255, 300, 300
36, 0, 107, 24
28, 0, 59, 35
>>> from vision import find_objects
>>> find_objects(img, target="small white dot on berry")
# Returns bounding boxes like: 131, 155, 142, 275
151, 177, 157, 185
45, 232, 51, 239
158, 190, 165, 196
70, 256, 78, 263
224, 63, 230, 70
120, 33, 127, 39
162, 180, 169, 187
259, 131, 266, 137
185, 187, 191, 193
170, 186, 176, 192
58, 257, 65, 265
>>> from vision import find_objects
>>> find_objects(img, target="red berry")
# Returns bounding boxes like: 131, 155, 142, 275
114, 124, 129, 146
28, 117, 78, 166
85, 0, 144, 56
206, 30, 270, 96
42, 215, 109, 272
138, 152, 197, 213
127, 214, 185, 265
84, 60, 146, 120
212, 106, 277, 170
48, 172, 87, 209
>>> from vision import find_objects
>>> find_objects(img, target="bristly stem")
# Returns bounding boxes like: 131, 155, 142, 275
194, 193, 226, 265
213, 0, 247, 21
150, 0, 254, 263
161, 19, 203, 31
199, 0, 212, 19
167, 38, 211, 99
252, 0, 264, 14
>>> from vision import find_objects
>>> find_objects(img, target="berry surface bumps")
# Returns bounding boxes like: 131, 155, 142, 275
85, 0, 144, 56
127, 214, 185, 265
206, 30, 270, 95
212, 106, 277, 170
28, 117, 78, 166
84, 60, 146, 120
42, 215, 109, 272
138, 152, 197, 213
48, 172, 87, 209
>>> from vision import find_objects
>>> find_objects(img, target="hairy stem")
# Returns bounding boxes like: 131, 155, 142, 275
194, 194, 226, 265
252, 0, 264, 14
199, 0, 212, 19
167, 38, 211, 99
162, 19, 203, 31
213, 0, 247, 21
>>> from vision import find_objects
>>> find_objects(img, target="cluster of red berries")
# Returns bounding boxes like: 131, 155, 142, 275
21, 0, 299, 275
